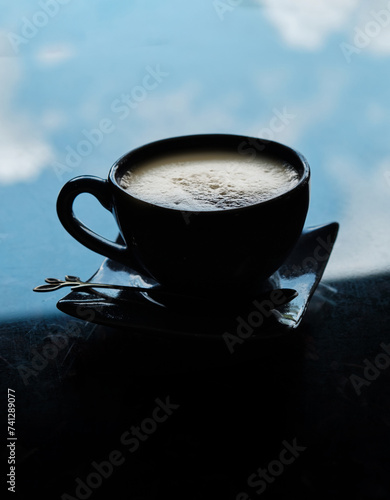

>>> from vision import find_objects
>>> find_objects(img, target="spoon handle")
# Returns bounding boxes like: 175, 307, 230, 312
33, 275, 158, 293
33, 275, 298, 306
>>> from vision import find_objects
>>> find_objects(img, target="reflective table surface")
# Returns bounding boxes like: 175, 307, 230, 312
1, 2, 390, 499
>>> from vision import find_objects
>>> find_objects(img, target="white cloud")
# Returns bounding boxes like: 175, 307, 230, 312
353, 3, 390, 56
261, 0, 358, 50
369, 29, 390, 55
34, 43, 75, 65
323, 155, 390, 279
0, 55, 54, 184
0, 133, 53, 184
261, 0, 390, 56
40, 109, 68, 131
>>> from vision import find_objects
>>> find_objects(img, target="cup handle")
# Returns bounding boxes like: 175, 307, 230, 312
56, 176, 128, 264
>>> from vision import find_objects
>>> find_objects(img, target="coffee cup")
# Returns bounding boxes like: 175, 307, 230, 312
56, 134, 310, 303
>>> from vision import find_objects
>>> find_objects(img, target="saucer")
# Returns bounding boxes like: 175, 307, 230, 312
57, 223, 339, 340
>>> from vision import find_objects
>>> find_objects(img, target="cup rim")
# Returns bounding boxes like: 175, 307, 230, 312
109, 133, 310, 213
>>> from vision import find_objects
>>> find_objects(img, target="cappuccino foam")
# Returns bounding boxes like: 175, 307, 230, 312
119, 151, 300, 211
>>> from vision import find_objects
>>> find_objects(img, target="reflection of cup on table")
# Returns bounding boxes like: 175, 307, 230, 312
56, 134, 310, 303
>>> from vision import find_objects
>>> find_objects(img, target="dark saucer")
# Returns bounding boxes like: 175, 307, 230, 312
57, 223, 339, 340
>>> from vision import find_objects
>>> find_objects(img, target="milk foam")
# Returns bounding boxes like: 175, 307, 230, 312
119, 151, 300, 211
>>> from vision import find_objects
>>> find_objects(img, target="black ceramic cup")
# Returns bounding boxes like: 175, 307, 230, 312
57, 134, 310, 303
